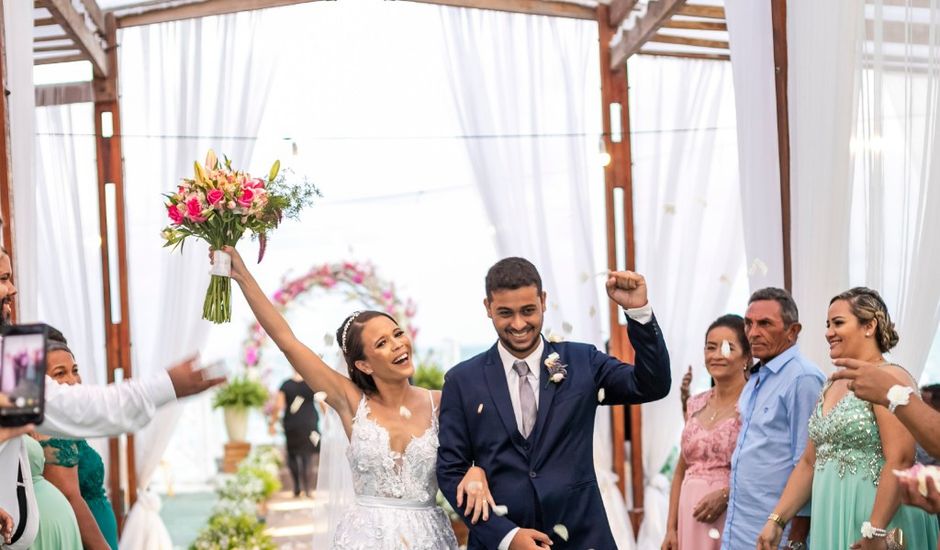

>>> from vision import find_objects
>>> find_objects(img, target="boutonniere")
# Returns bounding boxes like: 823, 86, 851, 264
545, 352, 568, 384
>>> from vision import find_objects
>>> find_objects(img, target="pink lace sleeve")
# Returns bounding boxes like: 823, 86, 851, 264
685, 389, 712, 421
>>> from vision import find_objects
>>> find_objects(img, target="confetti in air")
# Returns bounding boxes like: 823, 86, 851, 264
708, 528, 721, 539
289, 396, 305, 414
400, 406, 412, 419
720, 340, 732, 358
477, 403, 484, 414
492, 504, 509, 516
748, 258, 769, 277
314, 391, 327, 404
308, 431, 321, 446
598, 388, 606, 403
562, 321, 573, 334
553, 524, 569, 542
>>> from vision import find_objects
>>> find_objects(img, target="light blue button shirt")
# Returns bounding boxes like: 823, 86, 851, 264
721, 344, 825, 550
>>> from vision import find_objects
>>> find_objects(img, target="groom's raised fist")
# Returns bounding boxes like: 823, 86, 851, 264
606, 271, 648, 310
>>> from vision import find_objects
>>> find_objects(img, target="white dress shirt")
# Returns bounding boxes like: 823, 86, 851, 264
496, 303, 653, 550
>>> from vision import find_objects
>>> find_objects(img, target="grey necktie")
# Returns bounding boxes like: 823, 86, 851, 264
513, 360, 537, 438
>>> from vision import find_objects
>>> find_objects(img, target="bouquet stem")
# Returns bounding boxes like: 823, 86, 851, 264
203, 275, 232, 324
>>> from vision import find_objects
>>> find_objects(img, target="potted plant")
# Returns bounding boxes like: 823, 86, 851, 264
212, 375, 269, 442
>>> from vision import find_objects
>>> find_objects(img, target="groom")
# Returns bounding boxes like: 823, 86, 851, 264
437, 257, 671, 549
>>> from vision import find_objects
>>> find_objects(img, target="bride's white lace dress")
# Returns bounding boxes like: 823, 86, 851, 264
332, 391, 459, 550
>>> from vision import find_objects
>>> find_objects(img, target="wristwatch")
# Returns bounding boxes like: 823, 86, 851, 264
887, 385, 914, 414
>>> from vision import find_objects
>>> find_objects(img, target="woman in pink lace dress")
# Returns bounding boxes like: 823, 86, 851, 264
662, 314, 750, 550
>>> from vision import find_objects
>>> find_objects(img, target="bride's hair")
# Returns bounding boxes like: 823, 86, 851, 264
336, 310, 399, 395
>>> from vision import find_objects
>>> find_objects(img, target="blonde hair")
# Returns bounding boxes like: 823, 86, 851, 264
830, 287, 899, 352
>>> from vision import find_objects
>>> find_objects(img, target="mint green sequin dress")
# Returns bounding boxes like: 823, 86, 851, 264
808, 388, 939, 549
42, 438, 119, 550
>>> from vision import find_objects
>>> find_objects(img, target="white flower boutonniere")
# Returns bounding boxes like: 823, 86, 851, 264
545, 352, 568, 384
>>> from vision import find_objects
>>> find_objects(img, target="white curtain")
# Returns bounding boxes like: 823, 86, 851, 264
850, 1, 940, 381
34, 103, 107, 385
2, 0, 37, 320
116, 12, 277, 548
626, 56, 747, 549
788, 0, 864, 372
438, 7, 631, 547
724, 0, 787, 291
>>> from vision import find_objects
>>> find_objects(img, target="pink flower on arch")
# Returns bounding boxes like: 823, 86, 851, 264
352, 273, 364, 284
245, 346, 258, 367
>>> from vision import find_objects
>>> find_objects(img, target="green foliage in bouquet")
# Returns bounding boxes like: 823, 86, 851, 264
189, 512, 275, 550
211, 376, 269, 410
413, 354, 444, 391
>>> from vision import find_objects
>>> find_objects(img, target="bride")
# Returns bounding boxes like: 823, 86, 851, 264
219, 246, 493, 549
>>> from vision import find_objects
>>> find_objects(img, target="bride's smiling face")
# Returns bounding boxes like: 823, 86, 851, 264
354, 316, 414, 383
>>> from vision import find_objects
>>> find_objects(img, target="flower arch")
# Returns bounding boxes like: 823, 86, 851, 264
241, 261, 418, 373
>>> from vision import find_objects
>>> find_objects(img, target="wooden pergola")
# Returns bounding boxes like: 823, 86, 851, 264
0, 0, 788, 534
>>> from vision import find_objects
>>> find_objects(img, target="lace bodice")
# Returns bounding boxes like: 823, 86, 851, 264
346, 392, 440, 504
681, 389, 741, 481
809, 387, 884, 483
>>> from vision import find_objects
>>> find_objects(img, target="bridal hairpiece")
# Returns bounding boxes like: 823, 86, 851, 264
341, 311, 362, 354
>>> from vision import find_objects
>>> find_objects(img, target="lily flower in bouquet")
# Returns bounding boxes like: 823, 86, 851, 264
162, 150, 319, 323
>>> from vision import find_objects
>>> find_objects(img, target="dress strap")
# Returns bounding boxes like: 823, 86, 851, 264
427, 389, 436, 413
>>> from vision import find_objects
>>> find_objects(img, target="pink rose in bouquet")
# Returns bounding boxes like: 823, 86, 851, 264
161, 149, 319, 323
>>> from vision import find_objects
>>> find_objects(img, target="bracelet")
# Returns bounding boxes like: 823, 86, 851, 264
767, 513, 786, 528
861, 521, 888, 539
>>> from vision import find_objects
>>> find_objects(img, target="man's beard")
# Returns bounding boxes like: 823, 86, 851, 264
0, 298, 9, 328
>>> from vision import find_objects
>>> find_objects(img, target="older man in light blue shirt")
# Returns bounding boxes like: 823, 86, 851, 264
721, 288, 825, 550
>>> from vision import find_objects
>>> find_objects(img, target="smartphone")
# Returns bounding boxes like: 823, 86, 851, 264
0, 323, 49, 426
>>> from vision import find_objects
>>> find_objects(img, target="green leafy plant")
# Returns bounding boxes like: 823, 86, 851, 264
189, 512, 275, 550
211, 376, 269, 409
413, 356, 444, 391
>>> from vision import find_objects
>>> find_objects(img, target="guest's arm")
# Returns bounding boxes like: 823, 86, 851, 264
662, 455, 688, 550
269, 390, 286, 435
756, 440, 817, 550
41, 462, 110, 550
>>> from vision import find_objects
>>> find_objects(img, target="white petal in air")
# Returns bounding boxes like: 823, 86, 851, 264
720, 340, 732, 358
289, 396, 305, 414
748, 258, 769, 277
308, 431, 321, 446
477, 403, 484, 414
400, 406, 412, 419
579, 272, 590, 283
708, 528, 721, 539
314, 391, 328, 404
553, 524, 569, 542
492, 504, 509, 516
663, 204, 677, 215
562, 321, 573, 334
547, 331, 564, 343
598, 388, 606, 403
323, 333, 335, 347
589, 305, 597, 318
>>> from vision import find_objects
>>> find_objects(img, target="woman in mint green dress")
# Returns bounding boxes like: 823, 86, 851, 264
40, 339, 119, 550
757, 287, 939, 550
24, 435, 82, 549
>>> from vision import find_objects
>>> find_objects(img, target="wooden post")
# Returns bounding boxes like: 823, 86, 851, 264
598, 4, 643, 536
771, 0, 792, 292
93, 12, 137, 530
0, 2, 15, 276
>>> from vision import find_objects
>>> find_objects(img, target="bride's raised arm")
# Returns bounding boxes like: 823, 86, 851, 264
220, 245, 361, 424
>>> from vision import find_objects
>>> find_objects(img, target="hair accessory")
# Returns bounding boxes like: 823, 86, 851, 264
341, 311, 362, 354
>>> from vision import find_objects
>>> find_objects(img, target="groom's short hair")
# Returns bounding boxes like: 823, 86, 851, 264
485, 257, 542, 299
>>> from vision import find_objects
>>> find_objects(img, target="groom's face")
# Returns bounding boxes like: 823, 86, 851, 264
484, 285, 546, 358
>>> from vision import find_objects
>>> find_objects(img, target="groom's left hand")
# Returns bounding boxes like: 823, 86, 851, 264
606, 271, 648, 310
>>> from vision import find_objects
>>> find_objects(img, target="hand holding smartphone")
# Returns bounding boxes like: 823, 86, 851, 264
0, 323, 49, 427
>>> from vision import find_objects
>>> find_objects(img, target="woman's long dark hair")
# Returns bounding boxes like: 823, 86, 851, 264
336, 310, 398, 395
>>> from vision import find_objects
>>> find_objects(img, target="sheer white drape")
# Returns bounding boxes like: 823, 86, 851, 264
34, 103, 107, 385
117, 12, 277, 548
788, 0, 864, 371
3, 0, 37, 319
626, 56, 747, 549
439, 7, 633, 547
850, 1, 940, 380
724, 0, 786, 291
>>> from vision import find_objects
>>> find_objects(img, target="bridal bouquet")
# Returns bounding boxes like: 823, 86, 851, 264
162, 150, 319, 323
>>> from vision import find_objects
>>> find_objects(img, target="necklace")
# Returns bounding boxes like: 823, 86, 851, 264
706, 395, 737, 423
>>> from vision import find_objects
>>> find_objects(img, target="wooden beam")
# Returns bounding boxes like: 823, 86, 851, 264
34, 16, 58, 27
35, 82, 95, 107
405, 0, 596, 21
95, 12, 136, 528
35, 33, 72, 42
675, 4, 725, 19
771, 0, 792, 292
41, 0, 108, 76
118, 0, 321, 28
608, 0, 639, 28
34, 43, 83, 53
80, 0, 107, 35
34, 53, 90, 66
0, 1, 15, 272
609, 0, 688, 69
638, 49, 730, 61
662, 19, 727, 31
649, 32, 729, 50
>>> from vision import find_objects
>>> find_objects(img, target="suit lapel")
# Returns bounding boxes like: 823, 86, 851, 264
482, 344, 527, 455
531, 342, 558, 447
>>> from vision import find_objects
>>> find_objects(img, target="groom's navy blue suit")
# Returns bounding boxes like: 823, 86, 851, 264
437, 316, 670, 549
